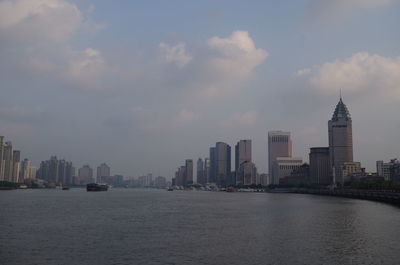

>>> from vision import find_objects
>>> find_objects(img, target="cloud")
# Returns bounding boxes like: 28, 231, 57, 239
297, 52, 400, 100
65, 48, 111, 90
172, 109, 199, 125
206, 30, 268, 80
0, 106, 47, 124
220, 110, 259, 129
0, 0, 86, 44
308, 0, 393, 24
159, 42, 192, 68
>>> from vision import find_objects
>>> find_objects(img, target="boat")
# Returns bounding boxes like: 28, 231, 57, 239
86, 183, 108, 192
62, 186, 70, 190
167, 187, 174, 191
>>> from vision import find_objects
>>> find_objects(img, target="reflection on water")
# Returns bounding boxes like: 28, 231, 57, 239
1, 189, 399, 265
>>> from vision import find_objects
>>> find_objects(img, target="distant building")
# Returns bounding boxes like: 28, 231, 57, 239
185, 159, 193, 185
280, 163, 310, 185
341, 162, 362, 183
235, 140, 252, 184
78, 165, 94, 185
0, 136, 4, 180
204, 158, 210, 184
329, 97, 353, 184
215, 142, 231, 187
154, 176, 167, 188
309, 147, 330, 185
268, 131, 292, 184
237, 161, 258, 185
259, 173, 269, 186
196, 158, 206, 185
3, 142, 14, 182
272, 157, 303, 184
97, 163, 111, 182
390, 159, 400, 183
376, 160, 391, 181
12, 150, 20, 183
209, 147, 217, 184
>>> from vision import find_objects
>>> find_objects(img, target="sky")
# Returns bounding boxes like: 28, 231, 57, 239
0, 0, 399, 178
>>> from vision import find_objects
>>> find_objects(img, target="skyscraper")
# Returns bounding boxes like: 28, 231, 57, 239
209, 147, 216, 184
196, 158, 205, 185
97, 163, 111, 182
328, 97, 353, 183
215, 142, 231, 187
0, 136, 4, 181
235, 140, 252, 184
185, 159, 193, 185
78, 165, 93, 184
3, 141, 13, 182
12, 150, 20, 183
268, 131, 292, 184
204, 158, 210, 184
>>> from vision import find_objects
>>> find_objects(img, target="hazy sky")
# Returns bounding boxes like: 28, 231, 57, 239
1, 0, 399, 177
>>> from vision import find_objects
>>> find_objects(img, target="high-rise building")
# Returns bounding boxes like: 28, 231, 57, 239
185, 159, 193, 185
196, 158, 205, 185
309, 147, 330, 185
12, 150, 20, 183
97, 163, 111, 182
235, 140, 252, 184
78, 165, 93, 184
0, 136, 4, 180
215, 142, 231, 187
268, 131, 292, 184
3, 141, 13, 182
238, 161, 258, 185
204, 158, 210, 184
209, 147, 217, 184
20, 158, 31, 181
376, 160, 391, 181
328, 97, 353, 183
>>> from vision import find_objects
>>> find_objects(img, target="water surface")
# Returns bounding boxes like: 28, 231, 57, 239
1, 188, 399, 265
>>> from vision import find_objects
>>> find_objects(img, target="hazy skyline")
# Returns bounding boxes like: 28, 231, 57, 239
1, 0, 399, 177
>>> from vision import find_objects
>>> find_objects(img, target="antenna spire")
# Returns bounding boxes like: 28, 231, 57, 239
340, 89, 342, 100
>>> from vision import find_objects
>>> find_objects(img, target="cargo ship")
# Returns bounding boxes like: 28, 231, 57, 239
86, 183, 108, 192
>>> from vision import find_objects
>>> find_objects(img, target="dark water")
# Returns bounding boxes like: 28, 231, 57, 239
1, 189, 400, 265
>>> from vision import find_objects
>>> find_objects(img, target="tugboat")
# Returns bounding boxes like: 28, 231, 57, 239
86, 183, 108, 192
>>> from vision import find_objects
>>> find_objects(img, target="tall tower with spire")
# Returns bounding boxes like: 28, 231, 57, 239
328, 97, 353, 183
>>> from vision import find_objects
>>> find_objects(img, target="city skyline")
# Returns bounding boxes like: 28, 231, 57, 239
0, 0, 399, 177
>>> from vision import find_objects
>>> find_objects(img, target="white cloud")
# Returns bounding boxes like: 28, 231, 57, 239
65, 48, 110, 90
159, 42, 192, 68
0, 0, 84, 44
297, 52, 400, 100
206, 30, 268, 80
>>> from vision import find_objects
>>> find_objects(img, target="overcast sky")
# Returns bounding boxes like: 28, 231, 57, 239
1, 0, 399, 177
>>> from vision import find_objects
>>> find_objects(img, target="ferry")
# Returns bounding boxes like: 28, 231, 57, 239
86, 183, 108, 192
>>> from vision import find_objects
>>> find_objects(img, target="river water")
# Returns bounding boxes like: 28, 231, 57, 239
1, 188, 399, 265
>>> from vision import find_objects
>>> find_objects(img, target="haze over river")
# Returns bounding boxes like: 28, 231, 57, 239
1, 189, 399, 265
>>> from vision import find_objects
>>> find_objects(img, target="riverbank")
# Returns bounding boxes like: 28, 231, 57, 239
270, 188, 400, 206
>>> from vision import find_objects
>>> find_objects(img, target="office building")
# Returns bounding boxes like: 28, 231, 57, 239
215, 142, 231, 187
272, 157, 303, 184
185, 159, 193, 185
197, 158, 206, 185
204, 158, 210, 184
376, 160, 391, 181
12, 150, 20, 183
238, 161, 258, 185
78, 164, 93, 184
235, 140, 252, 184
329, 97, 353, 183
97, 163, 111, 182
0, 136, 4, 180
268, 131, 292, 184
309, 147, 330, 185
209, 147, 217, 184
